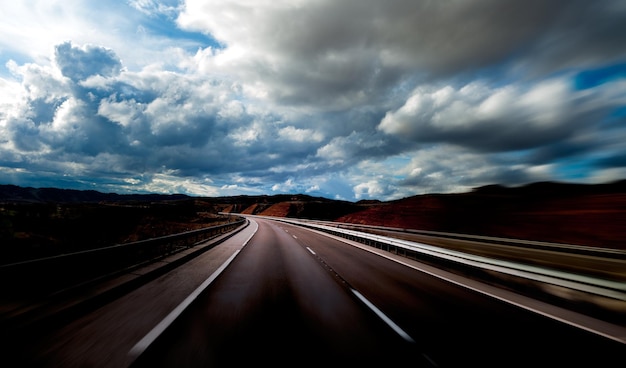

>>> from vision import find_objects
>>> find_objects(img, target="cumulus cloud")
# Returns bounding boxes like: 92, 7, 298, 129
128, 0, 180, 17
1, 1, 626, 200
378, 77, 625, 153
316, 131, 391, 166
178, 0, 626, 107
354, 179, 396, 200
0, 39, 337, 195
278, 126, 324, 144
396, 146, 552, 193
55, 42, 123, 81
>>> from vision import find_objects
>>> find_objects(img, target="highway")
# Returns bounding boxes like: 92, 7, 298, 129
10, 217, 625, 367
131, 217, 624, 367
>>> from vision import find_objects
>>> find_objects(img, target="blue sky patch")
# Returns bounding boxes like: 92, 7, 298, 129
574, 61, 626, 90
141, 13, 223, 51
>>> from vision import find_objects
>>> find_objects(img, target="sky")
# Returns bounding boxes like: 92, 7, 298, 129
1, 0, 626, 201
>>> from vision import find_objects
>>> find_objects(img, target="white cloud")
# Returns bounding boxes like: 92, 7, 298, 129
392, 145, 548, 193
272, 178, 296, 192
49, 97, 82, 133
0, 76, 23, 120
316, 131, 386, 164
587, 167, 626, 184
1, 1, 626, 201
353, 179, 394, 200
229, 122, 261, 147
0, 1, 137, 65
135, 172, 221, 196
98, 97, 145, 128
178, 0, 626, 108
128, 0, 180, 17
0, 0, 209, 76
278, 126, 324, 143
6, 59, 68, 102
378, 77, 624, 152
305, 184, 320, 193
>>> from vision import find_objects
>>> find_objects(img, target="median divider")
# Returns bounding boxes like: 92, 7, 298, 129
318, 221, 626, 259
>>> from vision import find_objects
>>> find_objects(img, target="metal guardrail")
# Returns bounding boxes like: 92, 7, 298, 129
272, 217, 626, 302
0, 218, 246, 296
290, 218, 626, 259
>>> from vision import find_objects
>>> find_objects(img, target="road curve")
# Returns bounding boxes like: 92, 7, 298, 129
132, 217, 624, 367
131, 217, 429, 367
7, 220, 259, 367
11, 217, 623, 367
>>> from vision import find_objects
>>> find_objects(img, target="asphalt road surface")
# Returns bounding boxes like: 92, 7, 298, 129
131, 218, 624, 367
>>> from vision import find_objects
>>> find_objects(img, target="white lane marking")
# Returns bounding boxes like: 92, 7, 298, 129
306, 247, 316, 255
129, 220, 259, 358
129, 250, 239, 357
350, 288, 415, 343
292, 235, 298, 239
366, 249, 626, 344
423, 353, 438, 367
241, 220, 259, 247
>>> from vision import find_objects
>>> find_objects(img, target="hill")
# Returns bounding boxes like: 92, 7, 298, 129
216, 180, 626, 249
2, 180, 626, 261
0, 186, 229, 264
0, 184, 190, 203
333, 180, 626, 249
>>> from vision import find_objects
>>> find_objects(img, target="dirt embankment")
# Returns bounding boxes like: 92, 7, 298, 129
3, 181, 626, 259
224, 181, 626, 249
335, 183, 626, 250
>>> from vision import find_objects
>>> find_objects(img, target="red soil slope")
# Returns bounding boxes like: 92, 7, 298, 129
336, 189, 626, 249
260, 202, 293, 217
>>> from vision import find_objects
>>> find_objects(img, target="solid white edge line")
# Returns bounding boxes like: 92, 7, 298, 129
373, 249, 626, 345
128, 220, 259, 358
241, 220, 259, 247
128, 250, 240, 358
351, 288, 415, 343
370, 246, 626, 344
296, 223, 626, 345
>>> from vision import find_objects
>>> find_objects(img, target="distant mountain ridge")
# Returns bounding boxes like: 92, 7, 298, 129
3, 180, 626, 204
2, 180, 626, 249
214, 179, 626, 249
333, 179, 626, 249
0, 184, 191, 203
470, 180, 626, 197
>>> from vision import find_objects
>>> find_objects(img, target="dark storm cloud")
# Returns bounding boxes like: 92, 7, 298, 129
523, 2, 626, 75
55, 42, 123, 81
180, 0, 626, 106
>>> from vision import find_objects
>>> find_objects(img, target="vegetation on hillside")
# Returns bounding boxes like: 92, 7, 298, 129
2, 180, 626, 265
0, 197, 232, 265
